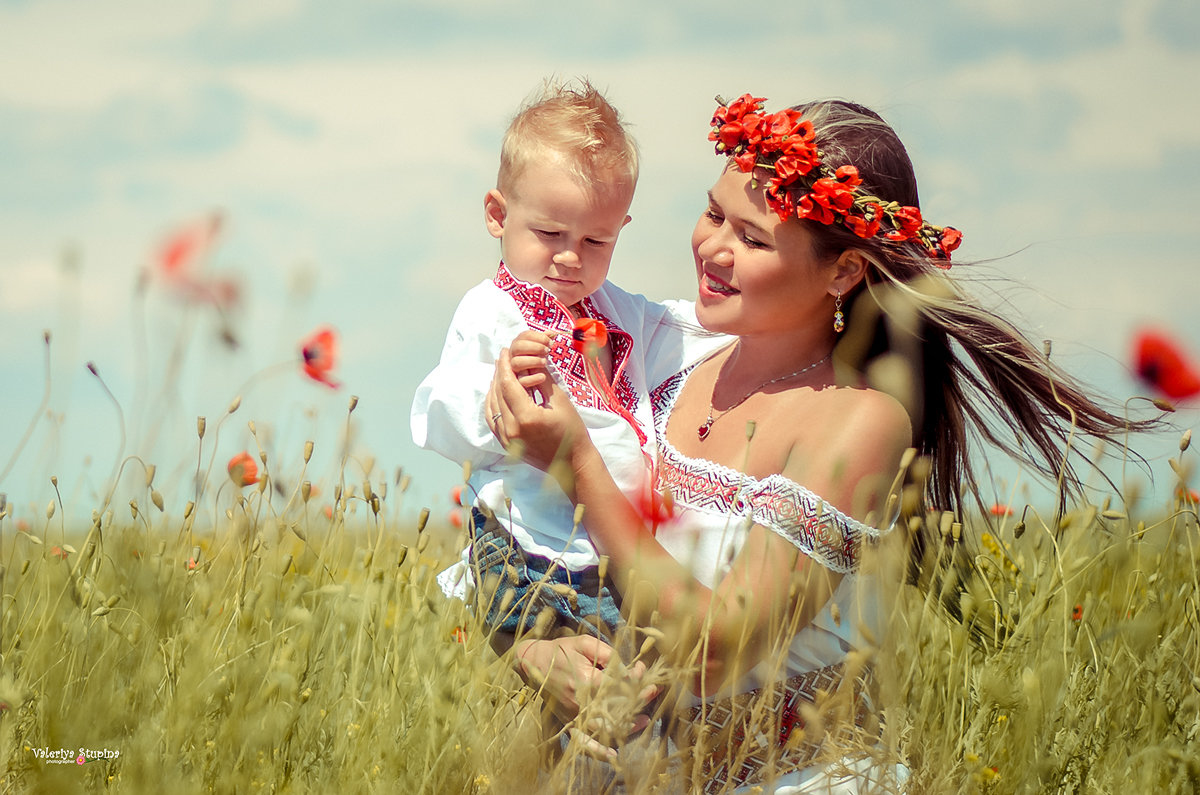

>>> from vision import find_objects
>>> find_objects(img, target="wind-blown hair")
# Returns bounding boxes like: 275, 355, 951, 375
498, 78, 639, 200
789, 100, 1149, 520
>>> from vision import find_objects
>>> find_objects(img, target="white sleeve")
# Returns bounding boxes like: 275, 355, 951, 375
410, 283, 523, 470
642, 297, 728, 390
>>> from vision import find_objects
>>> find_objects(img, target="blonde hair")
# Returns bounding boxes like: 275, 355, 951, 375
497, 78, 639, 199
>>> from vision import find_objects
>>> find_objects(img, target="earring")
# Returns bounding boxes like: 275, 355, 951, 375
833, 291, 845, 334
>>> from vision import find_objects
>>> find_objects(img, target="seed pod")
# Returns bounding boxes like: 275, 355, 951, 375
348, 395, 359, 413
184, 501, 195, 520
417, 507, 430, 533
197, 416, 207, 439
46, 501, 55, 519
145, 464, 157, 487
1181, 429, 1192, 453
129, 500, 139, 519
228, 395, 242, 414
304, 440, 314, 463
151, 490, 164, 511
301, 481, 312, 503
462, 461, 472, 482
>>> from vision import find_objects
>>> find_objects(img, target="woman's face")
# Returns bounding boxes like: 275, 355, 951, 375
691, 164, 835, 338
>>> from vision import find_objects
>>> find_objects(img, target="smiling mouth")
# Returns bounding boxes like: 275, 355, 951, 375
704, 274, 738, 295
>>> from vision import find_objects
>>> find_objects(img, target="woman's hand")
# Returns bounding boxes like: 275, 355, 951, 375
487, 344, 590, 476
514, 635, 659, 761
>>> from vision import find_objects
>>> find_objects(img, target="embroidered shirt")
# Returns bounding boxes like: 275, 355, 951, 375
412, 263, 728, 578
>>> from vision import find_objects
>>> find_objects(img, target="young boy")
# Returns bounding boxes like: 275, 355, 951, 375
411, 79, 720, 642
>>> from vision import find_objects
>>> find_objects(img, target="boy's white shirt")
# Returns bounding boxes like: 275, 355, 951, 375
411, 263, 727, 597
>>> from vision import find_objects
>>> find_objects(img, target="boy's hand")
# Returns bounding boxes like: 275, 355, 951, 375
508, 330, 552, 389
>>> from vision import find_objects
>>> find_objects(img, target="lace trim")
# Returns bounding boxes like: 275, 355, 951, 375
650, 366, 880, 574
494, 264, 643, 438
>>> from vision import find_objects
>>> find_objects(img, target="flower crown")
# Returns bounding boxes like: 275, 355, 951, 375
709, 94, 962, 265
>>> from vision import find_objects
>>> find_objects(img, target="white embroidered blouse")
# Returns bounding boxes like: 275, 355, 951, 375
649, 364, 892, 682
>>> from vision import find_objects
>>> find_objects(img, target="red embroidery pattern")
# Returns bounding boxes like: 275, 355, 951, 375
494, 264, 645, 444
650, 368, 877, 573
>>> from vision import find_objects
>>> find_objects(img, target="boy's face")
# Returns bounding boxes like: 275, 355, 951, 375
484, 157, 632, 309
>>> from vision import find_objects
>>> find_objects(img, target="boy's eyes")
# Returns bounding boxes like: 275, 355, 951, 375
532, 229, 610, 247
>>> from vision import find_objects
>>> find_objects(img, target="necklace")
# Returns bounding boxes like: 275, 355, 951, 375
696, 350, 831, 441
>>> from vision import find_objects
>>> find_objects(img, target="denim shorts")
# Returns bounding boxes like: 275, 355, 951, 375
468, 507, 623, 641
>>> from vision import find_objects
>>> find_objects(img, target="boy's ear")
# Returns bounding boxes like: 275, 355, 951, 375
484, 189, 507, 239
622, 214, 631, 228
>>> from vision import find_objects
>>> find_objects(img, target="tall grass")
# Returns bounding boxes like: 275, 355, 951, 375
2, 406, 1198, 794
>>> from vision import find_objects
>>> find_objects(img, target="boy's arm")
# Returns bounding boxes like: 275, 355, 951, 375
410, 285, 518, 470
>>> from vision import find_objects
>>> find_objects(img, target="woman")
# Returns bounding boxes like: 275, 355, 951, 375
486, 95, 1139, 793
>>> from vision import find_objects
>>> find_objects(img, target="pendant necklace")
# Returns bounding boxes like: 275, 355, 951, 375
696, 350, 832, 441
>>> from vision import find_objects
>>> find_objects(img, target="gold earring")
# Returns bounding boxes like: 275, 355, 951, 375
833, 291, 845, 333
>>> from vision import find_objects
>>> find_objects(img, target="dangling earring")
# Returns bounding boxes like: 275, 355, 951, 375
833, 291, 845, 334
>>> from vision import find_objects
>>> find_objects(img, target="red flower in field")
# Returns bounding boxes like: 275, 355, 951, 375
301, 326, 341, 388
989, 503, 1014, 517
227, 451, 260, 487
1178, 487, 1200, 504
1133, 329, 1200, 401
635, 485, 675, 532
156, 211, 222, 279
49, 545, 68, 561
450, 485, 465, 506
1071, 604, 1083, 621
572, 318, 607, 355
450, 626, 467, 644
16, 519, 29, 533
322, 505, 334, 520
448, 510, 464, 530
187, 557, 198, 571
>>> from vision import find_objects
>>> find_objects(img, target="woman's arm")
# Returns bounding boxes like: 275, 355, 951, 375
491, 347, 912, 695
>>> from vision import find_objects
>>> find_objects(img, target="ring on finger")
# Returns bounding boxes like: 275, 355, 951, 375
491, 412, 503, 423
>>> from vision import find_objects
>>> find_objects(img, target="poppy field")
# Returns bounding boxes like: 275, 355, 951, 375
1, 220, 1199, 793
1, 417, 1198, 793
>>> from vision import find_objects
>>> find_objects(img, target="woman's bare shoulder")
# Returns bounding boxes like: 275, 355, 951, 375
778, 386, 913, 518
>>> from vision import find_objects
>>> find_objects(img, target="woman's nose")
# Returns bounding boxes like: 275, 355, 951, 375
697, 229, 732, 267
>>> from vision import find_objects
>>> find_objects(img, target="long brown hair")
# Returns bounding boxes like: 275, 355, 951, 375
786, 100, 1152, 519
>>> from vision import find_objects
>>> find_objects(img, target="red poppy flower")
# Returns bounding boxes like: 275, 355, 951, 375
156, 212, 222, 279
635, 485, 675, 532
1178, 487, 1199, 504
301, 326, 341, 389
448, 510, 464, 530
187, 557, 198, 571
1133, 329, 1200, 401
49, 545, 68, 561
1071, 604, 1083, 621
844, 204, 883, 239
227, 451, 260, 487
572, 318, 608, 355
450, 485, 465, 506
939, 227, 963, 256
989, 503, 1013, 517
450, 626, 467, 643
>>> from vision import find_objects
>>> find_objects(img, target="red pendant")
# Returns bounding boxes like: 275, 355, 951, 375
697, 421, 712, 441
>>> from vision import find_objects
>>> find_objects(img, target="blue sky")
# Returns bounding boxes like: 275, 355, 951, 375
2, 0, 1198, 523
